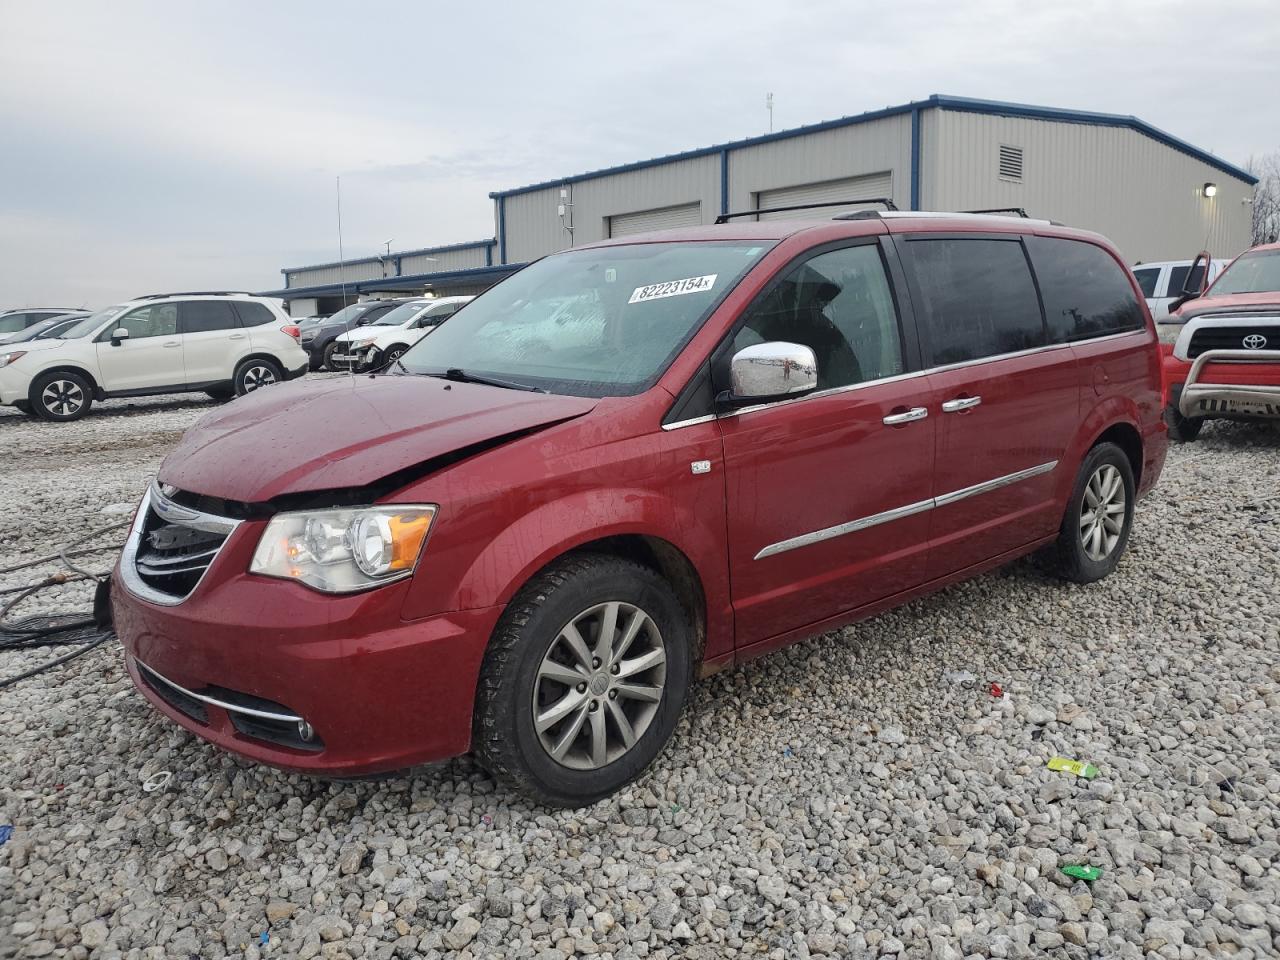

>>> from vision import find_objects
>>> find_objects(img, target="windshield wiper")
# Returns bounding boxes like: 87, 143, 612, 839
435, 368, 546, 393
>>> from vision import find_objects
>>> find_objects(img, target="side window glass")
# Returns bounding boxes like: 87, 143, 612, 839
730, 244, 903, 391
1029, 237, 1145, 342
904, 238, 1044, 365
234, 302, 276, 326
180, 300, 239, 334
0, 314, 28, 333
112, 304, 179, 340
1133, 268, 1160, 298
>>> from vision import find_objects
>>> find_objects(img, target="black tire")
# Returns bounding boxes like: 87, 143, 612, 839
1045, 442, 1136, 584
29, 370, 93, 422
322, 342, 341, 371
383, 344, 409, 366
205, 387, 234, 402
233, 358, 283, 396
473, 554, 692, 808
1165, 406, 1204, 442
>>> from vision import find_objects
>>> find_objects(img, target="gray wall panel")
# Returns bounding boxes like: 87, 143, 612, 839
930, 111, 1253, 262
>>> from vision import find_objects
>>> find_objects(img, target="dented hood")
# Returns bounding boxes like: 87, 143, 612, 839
158, 375, 598, 502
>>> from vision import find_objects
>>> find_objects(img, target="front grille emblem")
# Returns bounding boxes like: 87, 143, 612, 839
1243, 333, 1267, 350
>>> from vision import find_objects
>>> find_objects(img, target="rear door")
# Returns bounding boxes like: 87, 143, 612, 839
720, 237, 937, 650
896, 234, 1080, 579
178, 300, 243, 385
94, 302, 183, 392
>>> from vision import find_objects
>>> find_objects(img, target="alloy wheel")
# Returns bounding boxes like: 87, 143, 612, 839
1079, 463, 1125, 561
241, 365, 277, 392
532, 601, 667, 770
41, 379, 85, 416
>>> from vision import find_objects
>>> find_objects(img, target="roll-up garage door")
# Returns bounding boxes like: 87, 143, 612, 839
608, 202, 703, 237
755, 172, 893, 220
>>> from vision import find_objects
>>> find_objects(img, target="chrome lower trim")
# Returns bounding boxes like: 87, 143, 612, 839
754, 497, 935, 560
1179, 348, 1280, 417
753, 460, 1058, 560
119, 486, 242, 607
933, 460, 1059, 507
136, 660, 303, 723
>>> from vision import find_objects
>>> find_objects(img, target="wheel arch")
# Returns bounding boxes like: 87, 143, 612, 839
1089, 420, 1144, 489
234, 352, 286, 374
29, 364, 101, 398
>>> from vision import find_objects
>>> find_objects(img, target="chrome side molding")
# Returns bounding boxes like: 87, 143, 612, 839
754, 460, 1058, 560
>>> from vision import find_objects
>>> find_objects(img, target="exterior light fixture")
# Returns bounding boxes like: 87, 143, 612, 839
1203, 182, 1218, 198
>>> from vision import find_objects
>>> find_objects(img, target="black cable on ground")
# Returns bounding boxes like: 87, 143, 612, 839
0, 518, 128, 687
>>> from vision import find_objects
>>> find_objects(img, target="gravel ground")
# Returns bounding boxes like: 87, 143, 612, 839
1, 397, 1278, 960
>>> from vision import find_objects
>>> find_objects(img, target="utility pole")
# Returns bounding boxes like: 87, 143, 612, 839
766, 92, 774, 133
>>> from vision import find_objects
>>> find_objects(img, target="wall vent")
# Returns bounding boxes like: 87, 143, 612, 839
998, 145, 1024, 182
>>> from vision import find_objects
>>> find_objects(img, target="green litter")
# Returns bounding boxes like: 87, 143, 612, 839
1047, 756, 1099, 779
1061, 864, 1103, 882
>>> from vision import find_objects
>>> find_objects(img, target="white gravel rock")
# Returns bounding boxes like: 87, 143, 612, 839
2, 398, 1279, 958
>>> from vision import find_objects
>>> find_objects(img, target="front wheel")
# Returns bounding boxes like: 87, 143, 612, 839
1045, 442, 1135, 584
233, 358, 283, 396
29, 371, 93, 422
1165, 406, 1204, 442
382, 344, 409, 366
473, 554, 692, 808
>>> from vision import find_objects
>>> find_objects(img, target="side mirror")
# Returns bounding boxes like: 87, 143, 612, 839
1170, 250, 1213, 313
721, 341, 818, 405
110, 328, 130, 346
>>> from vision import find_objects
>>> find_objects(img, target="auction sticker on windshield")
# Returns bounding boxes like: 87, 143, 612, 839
628, 274, 718, 304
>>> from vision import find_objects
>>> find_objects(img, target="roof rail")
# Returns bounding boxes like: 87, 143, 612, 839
960, 207, 1029, 218
133, 291, 256, 300
714, 197, 898, 224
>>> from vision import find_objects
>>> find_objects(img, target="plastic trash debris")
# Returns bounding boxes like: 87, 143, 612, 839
1061, 864, 1103, 882
0, 825, 13, 846
143, 770, 172, 793
259, 932, 270, 945
783, 746, 793, 758
481, 814, 493, 826
1047, 757, 1099, 779
943, 670, 977, 684
989, 682, 1004, 698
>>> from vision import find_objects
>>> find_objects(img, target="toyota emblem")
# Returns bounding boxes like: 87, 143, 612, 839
1242, 333, 1268, 350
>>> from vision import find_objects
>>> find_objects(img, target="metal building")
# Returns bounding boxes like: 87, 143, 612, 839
268, 95, 1255, 315
492, 94, 1255, 267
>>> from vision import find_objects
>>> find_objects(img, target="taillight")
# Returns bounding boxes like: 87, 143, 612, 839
281, 324, 300, 341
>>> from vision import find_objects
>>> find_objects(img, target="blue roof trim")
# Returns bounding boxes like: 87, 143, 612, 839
929, 95, 1257, 186
261, 263, 525, 299
280, 239, 496, 277
489, 101, 927, 199
489, 94, 1256, 199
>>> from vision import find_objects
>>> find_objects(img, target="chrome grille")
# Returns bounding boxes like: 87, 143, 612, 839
121, 486, 241, 605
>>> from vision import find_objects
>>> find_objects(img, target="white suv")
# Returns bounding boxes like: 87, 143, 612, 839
0, 292, 309, 421
329, 296, 473, 370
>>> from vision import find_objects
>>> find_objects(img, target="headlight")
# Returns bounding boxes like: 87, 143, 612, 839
0, 351, 27, 368
354, 338, 377, 350
250, 505, 437, 593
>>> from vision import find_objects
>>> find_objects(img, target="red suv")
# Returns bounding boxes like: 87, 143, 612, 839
111, 211, 1167, 806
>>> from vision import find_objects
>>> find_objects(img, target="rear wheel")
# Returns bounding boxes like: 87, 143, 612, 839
233, 358, 283, 396
1045, 442, 1135, 584
473, 554, 692, 808
322, 342, 341, 371
1165, 406, 1204, 442
205, 387, 234, 402
29, 371, 93, 422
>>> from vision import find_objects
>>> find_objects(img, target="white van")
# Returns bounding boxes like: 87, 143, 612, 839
1132, 258, 1229, 321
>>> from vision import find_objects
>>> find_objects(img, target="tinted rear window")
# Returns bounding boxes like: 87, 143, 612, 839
234, 302, 278, 326
1029, 237, 1145, 342
181, 300, 239, 333
1133, 267, 1160, 298
903, 238, 1045, 365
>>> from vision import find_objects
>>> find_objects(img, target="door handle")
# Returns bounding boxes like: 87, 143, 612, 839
229, 333, 246, 340
882, 406, 929, 426
162, 341, 180, 348
942, 396, 982, 413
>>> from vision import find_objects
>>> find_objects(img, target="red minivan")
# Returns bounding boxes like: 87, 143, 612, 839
111, 211, 1167, 806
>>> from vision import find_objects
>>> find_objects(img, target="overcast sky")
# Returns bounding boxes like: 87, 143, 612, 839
3, 0, 1278, 308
